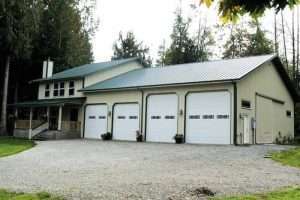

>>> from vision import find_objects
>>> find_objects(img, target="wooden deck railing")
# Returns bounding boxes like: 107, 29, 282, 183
61, 121, 81, 132
15, 120, 44, 129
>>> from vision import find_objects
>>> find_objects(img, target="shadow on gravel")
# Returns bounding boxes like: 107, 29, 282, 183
168, 187, 215, 200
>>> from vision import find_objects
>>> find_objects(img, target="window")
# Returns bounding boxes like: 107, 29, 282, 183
217, 115, 229, 119
203, 115, 214, 119
44, 84, 50, 97
241, 100, 251, 109
69, 81, 75, 96
189, 115, 200, 119
53, 83, 59, 96
286, 110, 292, 118
59, 82, 65, 96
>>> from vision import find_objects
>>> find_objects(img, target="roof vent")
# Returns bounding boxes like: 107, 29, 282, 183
42, 59, 54, 78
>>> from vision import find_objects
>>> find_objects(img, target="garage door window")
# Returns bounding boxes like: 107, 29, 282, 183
165, 115, 175, 119
203, 114, 214, 119
151, 116, 161, 119
189, 115, 200, 119
217, 115, 229, 119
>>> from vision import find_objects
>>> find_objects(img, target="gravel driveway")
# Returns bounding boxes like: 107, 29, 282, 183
0, 140, 299, 199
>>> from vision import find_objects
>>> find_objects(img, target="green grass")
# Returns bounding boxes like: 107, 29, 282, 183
271, 147, 300, 168
0, 189, 64, 200
0, 137, 35, 158
211, 186, 300, 200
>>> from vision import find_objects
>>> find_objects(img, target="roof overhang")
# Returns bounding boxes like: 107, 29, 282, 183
10, 97, 86, 107
271, 57, 300, 102
79, 80, 236, 93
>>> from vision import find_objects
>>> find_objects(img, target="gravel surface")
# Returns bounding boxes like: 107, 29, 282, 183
0, 140, 299, 200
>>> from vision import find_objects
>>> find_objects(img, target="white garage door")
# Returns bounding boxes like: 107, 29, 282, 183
146, 94, 178, 143
185, 91, 231, 144
113, 104, 140, 141
84, 105, 108, 139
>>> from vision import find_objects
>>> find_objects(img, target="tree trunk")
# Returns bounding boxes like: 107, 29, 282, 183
0, 55, 11, 136
281, 11, 289, 70
274, 11, 278, 54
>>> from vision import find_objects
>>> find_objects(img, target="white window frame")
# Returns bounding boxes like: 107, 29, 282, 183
44, 84, 50, 97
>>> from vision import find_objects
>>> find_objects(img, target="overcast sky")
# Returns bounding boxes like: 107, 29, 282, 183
92, 0, 288, 63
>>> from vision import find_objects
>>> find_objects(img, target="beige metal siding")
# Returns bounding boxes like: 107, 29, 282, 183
237, 62, 294, 144
84, 61, 144, 87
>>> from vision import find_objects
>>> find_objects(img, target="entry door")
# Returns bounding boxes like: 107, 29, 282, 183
243, 116, 250, 144
84, 105, 108, 139
185, 91, 231, 144
113, 104, 140, 141
146, 94, 178, 143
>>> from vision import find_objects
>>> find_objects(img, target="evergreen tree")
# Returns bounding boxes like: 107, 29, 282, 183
112, 31, 152, 67
0, 0, 35, 135
223, 21, 273, 58
162, 9, 214, 65
33, 0, 94, 73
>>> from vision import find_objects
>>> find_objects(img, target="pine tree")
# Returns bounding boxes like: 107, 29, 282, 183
112, 31, 152, 67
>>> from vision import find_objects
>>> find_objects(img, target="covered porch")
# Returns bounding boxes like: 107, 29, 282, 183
12, 98, 85, 140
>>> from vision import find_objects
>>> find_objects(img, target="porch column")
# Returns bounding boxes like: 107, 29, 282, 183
47, 107, 50, 129
58, 105, 62, 131
29, 107, 33, 139
14, 108, 18, 129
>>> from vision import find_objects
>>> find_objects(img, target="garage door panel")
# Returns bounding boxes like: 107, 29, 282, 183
186, 91, 231, 144
113, 104, 139, 141
85, 105, 108, 139
146, 94, 178, 143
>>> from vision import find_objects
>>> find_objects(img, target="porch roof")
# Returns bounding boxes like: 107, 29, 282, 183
11, 97, 86, 107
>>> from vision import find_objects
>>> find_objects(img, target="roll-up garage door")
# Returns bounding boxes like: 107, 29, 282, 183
84, 105, 108, 139
113, 103, 140, 141
146, 94, 178, 143
185, 91, 231, 144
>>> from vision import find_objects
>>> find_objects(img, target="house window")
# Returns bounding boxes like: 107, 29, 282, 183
241, 100, 251, 109
286, 110, 292, 118
53, 83, 59, 96
59, 82, 65, 96
69, 81, 75, 96
44, 84, 50, 97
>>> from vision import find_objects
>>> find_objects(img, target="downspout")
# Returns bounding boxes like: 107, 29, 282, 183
233, 82, 238, 145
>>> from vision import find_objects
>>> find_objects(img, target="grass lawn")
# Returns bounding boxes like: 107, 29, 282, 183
0, 189, 64, 200
0, 137, 35, 158
271, 147, 300, 168
211, 186, 300, 200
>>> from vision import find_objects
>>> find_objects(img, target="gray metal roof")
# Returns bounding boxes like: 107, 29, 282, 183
80, 54, 277, 92
11, 97, 86, 107
32, 57, 141, 82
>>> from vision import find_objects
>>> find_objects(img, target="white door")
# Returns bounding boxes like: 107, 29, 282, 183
113, 104, 140, 141
84, 105, 108, 139
146, 94, 178, 143
185, 91, 231, 144
243, 116, 250, 144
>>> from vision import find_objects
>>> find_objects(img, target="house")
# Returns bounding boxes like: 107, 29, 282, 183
13, 54, 298, 144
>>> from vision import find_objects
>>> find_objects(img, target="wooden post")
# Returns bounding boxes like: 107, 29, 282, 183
58, 106, 62, 131
47, 107, 50, 129
14, 108, 18, 129
29, 107, 33, 139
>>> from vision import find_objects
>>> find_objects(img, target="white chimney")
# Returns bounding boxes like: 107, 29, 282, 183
42, 59, 54, 78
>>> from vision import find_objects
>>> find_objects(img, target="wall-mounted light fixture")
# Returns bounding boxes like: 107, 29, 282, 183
108, 111, 112, 117
179, 109, 184, 116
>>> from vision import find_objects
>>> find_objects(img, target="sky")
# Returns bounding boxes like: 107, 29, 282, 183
92, 0, 212, 62
91, 0, 290, 64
